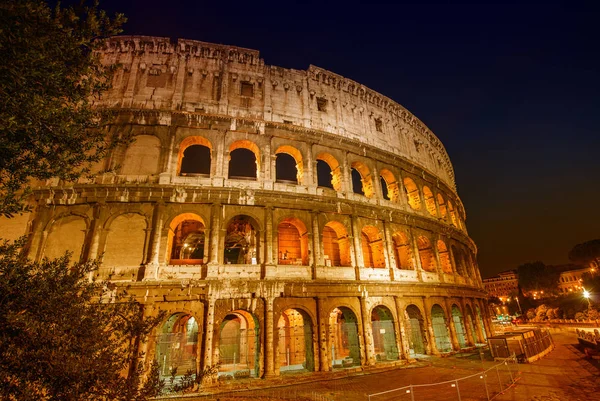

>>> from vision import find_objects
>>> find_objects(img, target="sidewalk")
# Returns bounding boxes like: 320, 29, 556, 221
179, 332, 600, 400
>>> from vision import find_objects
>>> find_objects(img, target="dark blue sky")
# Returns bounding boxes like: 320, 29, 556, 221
95, 1, 599, 277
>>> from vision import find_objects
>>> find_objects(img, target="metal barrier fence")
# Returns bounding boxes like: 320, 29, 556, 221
367, 355, 519, 401
489, 328, 553, 363
166, 387, 335, 401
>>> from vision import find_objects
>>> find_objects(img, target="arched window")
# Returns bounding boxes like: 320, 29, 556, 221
224, 215, 259, 264
403, 177, 421, 210
437, 240, 453, 274
448, 200, 458, 227
177, 136, 212, 176
218, 310, 259, 379
451, 245, 466, 275
380, 169, 400, 202
437, 194, 447, 220
180, 145, 211, 176
275, 145, 303, 184
423, 186, 437, 217
168, 214, 206, 264
277, 309, 314, 373
417, 236, 436, 272
361, 225, 385, 268
278, 218, 309, 265
392, 232, 413, 270
43, 215, 86, 262
316, 153, 341, 191
156, 313, 198, 380
350, 162, 373, 198
322, 221, 351, 267
371, 306, 399, 361
229, 140, 260, 180
330, 307, 361, 368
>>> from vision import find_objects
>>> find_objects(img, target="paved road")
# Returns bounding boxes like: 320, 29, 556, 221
175, 331, 600, 401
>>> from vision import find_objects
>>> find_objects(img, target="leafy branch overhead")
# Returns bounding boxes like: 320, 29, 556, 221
0, 0, 126, 217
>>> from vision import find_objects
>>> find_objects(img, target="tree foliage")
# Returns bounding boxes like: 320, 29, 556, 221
0, 239, 164, 401
569, 239, 600, 266
517, 261, 560, 294
0, 0, 126, 217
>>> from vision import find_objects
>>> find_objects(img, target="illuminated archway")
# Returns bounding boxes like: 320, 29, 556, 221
392, 232, 413, 270
431, 304, 452, 352
423, 186, 437, 217
437, 193, 448, 220
278, 217, 309, 265
405, 305, 427, 356
156, 313, 198, 379
224, 215, 259, 265
218, 310, 259, 379
451, 304, 468, 348
330, 307, 361, 368
322, 221, 351, 267
177, 136, 212, 176
403, 177, 421, 210
417, 236, 436, 272
228, 140, 260, 180
361, 225, 385, 268
275, 145, 303, 184
350, 161, 373, 198
380, 169, 400, 202
316, 153, 342, 191
277, 308, 314, 373
167, 213, 206, 265
437, 240, 453, 274
448, 200, 459, 227
371, 306, 399, 362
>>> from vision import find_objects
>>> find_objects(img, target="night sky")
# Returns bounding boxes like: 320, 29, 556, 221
92, 1, 599, 278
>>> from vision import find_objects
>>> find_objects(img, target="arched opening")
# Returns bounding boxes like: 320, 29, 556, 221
177, 136, 213, 176
371, 306, 399, 362
350, 162, 373, 198
448, 200, 459, 227
156, 313, 198, 379
465, 304, 478, 344
451, 245, 466, 276
316, 153, 341, 191
168, 214, 206, 265
278, 218, 309, 265
423, 186, 437, 217
330, 307, 360, 368
103, 213, 147, 270
380, 169, 400, 202
417, 236, 436, 272
228, 140, 260, 180
277, 309, 314, 373
405, 305, 427, 356
437, 240, 453, 274
451, 305, 468, 348
275, 145, 303, 184
392, 232, 413, 270
121, 135, 161, 175
180, 145, 211, 176
431, 304, 452, 353
275, 153, 298, 184
351, 168, 364, 195
322, 221, 351, 267
361, 225, 385, 268
437, 193, 447, 220
218, 311, 259, 379
43, 215, 86, 262
224, 215, 259, 265
403, 177, 421, 210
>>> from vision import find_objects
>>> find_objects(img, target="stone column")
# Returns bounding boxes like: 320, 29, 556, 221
433, 235, 446, 283
471, 299, 486, 343
316, 297, 330, 371
409, 227, 424, 282
311, 211, 321, 278
444, 298, 461, 351
461, 297, 476, 346
393, 296, 411, 360
208, 203, 221, 268
306, 143, 315, 188
144, 202, 165, 280
423, 297, 437, 355
350, 214, 362, 280
383, 220, 398, 280
203, 296, 216, 369
360, 296, 375, 366
264, 297, 276, 377
265, 206, 275, 266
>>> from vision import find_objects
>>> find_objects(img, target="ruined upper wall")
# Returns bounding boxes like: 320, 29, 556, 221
96, 36, 456, 189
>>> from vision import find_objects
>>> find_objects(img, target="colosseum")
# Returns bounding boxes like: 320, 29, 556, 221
3, 36, 491, 381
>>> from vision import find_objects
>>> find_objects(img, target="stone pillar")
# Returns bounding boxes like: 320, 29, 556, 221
214, 130, 226, 180
306, 144, 315, 187
393, 296, 411, 360
311, 211, 320, 278
423, 297, 437, 355
265, 206, 275, 266
383, 220, 398, 280
264, 297, 276, 377
471, 299, 486, 344
409, 227, 424, 282
208, 203, 221, 266
203, 297, 216, 369
144, 202, 165, 280
461, 297, 476, 346
316, 297, 330, 371
350, 214, 362, 279
360, 296, 375, 366
433, 235, 446, 283
444, 298, 461, 351
122, 58, 140, 108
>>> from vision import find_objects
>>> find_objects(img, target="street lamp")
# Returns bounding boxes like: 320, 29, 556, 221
583, 289, 591, 310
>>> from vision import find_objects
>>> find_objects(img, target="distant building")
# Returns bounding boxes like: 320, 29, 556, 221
558, 265, 597, 294
483, 270, 519, 301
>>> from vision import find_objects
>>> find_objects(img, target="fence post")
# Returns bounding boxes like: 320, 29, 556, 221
496, 365, 503, 393
483, 372, 490, 400
455, 379, 462, 401
410, 384, 415, 401
505, 357, 513, 383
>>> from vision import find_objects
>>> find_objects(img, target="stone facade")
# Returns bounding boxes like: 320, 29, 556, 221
1, 36, 490, 381
483, 270, 519, 301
